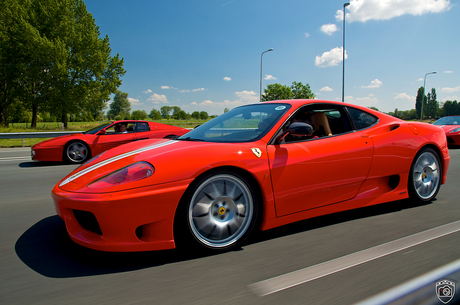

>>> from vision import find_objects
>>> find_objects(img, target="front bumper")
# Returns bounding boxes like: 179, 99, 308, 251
31, 146, 62, 162
52, 179, 192, 252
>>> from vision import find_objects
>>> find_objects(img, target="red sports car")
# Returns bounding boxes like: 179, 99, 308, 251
31, 120, 189, 163
433, 115, 460, 146
52, 100, 450, 252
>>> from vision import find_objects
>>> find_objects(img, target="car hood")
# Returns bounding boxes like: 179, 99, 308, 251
56, 138, 268, 193
438, 125, 460, 133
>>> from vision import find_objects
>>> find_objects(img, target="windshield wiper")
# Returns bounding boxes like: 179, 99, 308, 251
177, 137, 205, 142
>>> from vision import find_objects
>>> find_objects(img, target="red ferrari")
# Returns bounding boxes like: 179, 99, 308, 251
31, 120, 189, 163
52, 100, 450, 252
433, 115, 460, 146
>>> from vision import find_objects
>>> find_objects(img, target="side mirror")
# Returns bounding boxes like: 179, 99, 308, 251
276, 122, 313, 144
289, 122, 313, 137
98, 129, 106, 135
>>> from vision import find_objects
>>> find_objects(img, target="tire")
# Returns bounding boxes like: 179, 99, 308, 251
64, 141, 91, 164
177, 171, 258, 252
408, 147, 441, 202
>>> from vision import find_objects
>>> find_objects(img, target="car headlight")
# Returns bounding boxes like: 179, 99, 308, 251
449, 128, 460, 133
87, 161, 155, 188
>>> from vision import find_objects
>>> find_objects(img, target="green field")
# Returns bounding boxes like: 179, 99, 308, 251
0, 120, 208, 148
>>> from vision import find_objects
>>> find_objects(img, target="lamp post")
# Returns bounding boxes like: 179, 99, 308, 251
260, 48, 273, 102
342, 2, 350, 103
420, 71, 436, 121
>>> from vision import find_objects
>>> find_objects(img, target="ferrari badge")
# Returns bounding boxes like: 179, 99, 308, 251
251, 148, 262, 158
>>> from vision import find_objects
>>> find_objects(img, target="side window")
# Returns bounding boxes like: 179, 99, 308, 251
276, 106, 351, 144
347, 108, 378, 130
136, 122, 150, 132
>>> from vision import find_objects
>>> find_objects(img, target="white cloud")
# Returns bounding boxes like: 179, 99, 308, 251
128, 97, 142, 105
320, 86, 334, 92
362, 79, 382, 88
321, 23, 338, 35
224, 77, 232, 81
143, 89, 152, 94
340, 0, 451, 23
344, 94, 379, 107
442, 86, 460, 93
161, 86, 171, 89
394, 93, 414, 100
305, 33, 310, 38
147, 93, 168, 104
180, 88, 205, 93
445, 95, 459, 101
264, 74, 277, 80
315, 47, 346, 67
188, 91, 259, 113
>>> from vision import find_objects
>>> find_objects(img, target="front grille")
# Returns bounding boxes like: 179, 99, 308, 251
73, 210, 102, 235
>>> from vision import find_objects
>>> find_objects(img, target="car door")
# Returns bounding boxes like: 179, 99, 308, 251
92, 123, 136, 155
134, 122, 152, 140
267, 106, 374, 217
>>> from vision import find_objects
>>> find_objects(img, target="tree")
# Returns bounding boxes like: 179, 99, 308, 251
261, 81, 315, 101
149, 109, 162, 120
291, 81, 315, 99
191, 111, 200, 119
426, 88, 438, 119
200, 111, 209, 120
224, 108, 229, 113
131, 110, 148, 120
108, 91, 130, 119
0, 0, 125, 127
262, 83, 293, 101
171, 106, 181, 119
415, 86, 427, 119
160, 106, 172, 119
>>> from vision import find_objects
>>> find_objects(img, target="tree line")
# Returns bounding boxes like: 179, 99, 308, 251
0, 0, 125, 127
389, 87, 459, 121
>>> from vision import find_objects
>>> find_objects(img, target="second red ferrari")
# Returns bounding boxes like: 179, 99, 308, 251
31, 120, 189, 163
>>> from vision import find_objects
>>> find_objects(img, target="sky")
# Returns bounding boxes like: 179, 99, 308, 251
84, 0, 459, 116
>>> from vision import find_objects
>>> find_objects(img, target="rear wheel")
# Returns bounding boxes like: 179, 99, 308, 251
408, 147, 441, 202
177, 171, 258, 252
64, 141, 90, 164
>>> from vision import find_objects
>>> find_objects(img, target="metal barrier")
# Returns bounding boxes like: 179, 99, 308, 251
0, 131, 83, 147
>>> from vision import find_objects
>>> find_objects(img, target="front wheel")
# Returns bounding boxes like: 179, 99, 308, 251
408, 147, 441, 202
64, 141, 90, 164
179, 172, 258, 251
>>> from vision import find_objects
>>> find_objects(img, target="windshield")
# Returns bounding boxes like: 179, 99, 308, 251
84, 122, 113, 134
433, 117, 460, 126
178, 103, 291, 143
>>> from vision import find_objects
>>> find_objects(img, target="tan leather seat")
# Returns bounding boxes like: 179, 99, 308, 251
310, 112, 332, 136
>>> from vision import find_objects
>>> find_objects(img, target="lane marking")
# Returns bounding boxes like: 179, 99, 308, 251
0, 157, 31, 162
356, 258, 460, 305
248, 220, 460, 297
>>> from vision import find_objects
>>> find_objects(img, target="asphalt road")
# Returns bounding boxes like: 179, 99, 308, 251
1, 147, 459, 305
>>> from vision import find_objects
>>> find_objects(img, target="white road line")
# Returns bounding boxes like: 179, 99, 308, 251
0, 157, 31, 162
248, 220, 460, 297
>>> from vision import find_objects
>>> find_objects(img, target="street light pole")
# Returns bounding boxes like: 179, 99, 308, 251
342, 2, 350, 103
260, 48, 273, 102
420, 71, 436, 121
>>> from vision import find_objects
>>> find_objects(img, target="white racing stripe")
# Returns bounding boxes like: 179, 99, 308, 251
59, 140, 176, 186
248, 220, 460, 297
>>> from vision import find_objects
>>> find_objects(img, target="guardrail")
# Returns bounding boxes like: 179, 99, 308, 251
0, 131, 83, 147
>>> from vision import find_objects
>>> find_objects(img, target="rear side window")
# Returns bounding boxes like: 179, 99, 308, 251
347, 108, 378, 130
